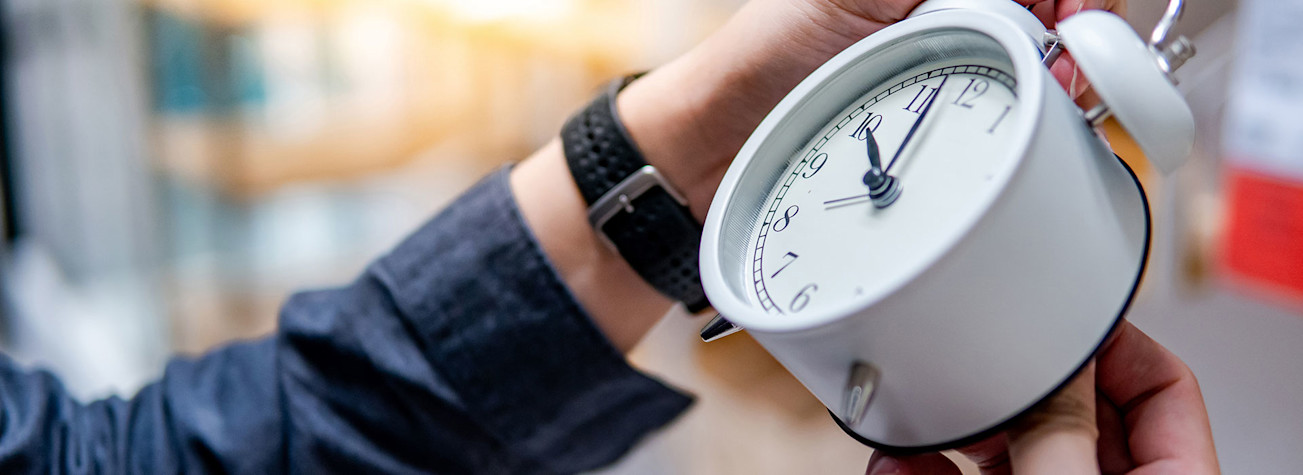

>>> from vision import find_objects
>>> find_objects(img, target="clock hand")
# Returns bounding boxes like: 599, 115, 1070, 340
860, 128, 901, 209
885, 74, 951, 172
824, 193, 870, 211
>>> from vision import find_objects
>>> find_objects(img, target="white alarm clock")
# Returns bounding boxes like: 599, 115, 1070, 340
697, 0, 1196, 451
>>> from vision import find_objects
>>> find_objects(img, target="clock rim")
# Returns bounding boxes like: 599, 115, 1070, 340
825, 153, 1152, 454
700, 11, 1050, 333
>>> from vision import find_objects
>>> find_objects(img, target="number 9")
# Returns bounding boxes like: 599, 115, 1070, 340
803, 153, 828, 179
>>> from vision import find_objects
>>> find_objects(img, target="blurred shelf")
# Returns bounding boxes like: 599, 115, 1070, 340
136, 0, 658, 65
141, 0, 666, 197
151, 113, 452, 196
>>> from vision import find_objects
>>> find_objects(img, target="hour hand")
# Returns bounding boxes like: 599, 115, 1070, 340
861, 130, 902, 209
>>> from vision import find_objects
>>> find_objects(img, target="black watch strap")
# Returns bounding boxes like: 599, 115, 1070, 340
561, 77, 709, 312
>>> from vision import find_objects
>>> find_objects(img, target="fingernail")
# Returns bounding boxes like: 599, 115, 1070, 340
866, 453, 902, 475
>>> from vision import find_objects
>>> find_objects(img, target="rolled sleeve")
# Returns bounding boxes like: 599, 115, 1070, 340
371, 168, 693, 472
0, 168, 690, 475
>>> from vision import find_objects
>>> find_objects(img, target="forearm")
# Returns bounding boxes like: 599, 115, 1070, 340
0, 342, 283, 473
0, 171, 692, 473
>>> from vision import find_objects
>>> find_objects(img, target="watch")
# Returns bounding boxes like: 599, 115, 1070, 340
561, 76, 709, 312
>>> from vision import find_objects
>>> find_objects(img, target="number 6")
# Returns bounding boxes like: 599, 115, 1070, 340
790, 284, 818, 312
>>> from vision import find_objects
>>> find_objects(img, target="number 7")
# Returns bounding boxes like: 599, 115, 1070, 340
771, 252, 799, 278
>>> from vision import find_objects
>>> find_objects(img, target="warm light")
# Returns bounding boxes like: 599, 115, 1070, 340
423, 0, 576, 23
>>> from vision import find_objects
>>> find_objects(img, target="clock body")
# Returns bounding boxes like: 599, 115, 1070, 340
698, 8, 1150, 451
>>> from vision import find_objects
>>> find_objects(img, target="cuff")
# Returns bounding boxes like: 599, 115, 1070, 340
372, 168, 693, 472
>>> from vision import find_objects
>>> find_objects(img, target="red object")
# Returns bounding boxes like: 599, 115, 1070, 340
1222, 166, 1303, 301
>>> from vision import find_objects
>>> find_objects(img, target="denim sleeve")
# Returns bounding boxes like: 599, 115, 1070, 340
0, 169, 693, 474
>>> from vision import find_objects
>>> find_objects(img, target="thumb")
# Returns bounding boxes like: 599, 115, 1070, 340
1007, 362, 1100, 475
866, 452, 963, 475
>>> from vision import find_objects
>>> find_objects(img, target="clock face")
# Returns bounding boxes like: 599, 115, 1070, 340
700, 12, 1151, 452
745, 60, 1022, 318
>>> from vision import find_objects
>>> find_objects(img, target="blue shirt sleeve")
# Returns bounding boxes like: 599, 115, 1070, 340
0, 169, 694, 474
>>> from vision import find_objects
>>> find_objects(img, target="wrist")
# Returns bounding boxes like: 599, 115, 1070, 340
511, 141, 673, 352
614, 61, 732, 222
508, 1, 909, 348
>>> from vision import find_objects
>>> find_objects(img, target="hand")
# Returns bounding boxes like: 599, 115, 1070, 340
864, 322, 1219, 474
511, 0, 1127, 351
1028, 0, 1127, 98
618, 0, 1123, 220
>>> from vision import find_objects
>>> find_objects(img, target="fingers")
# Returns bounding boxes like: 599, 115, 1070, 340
954, 364, 1101, 475
866, 452, 964, 475
1056, 0, 1127, 20
955, 435, 1013, 475
831, 0, 1049, 29
1034, 0, 1127, 98
1095, 322, 1219, 473
1094, 391, 1134, 474
1027, 0, 1125, 30
1005, 363, 1100, 474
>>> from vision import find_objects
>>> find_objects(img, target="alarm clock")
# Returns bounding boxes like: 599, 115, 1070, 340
697, 0, 1196, 452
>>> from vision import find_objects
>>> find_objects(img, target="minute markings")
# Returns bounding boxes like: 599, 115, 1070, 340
750, 64, 1018, 315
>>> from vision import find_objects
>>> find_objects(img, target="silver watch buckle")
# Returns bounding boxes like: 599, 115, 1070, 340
587, 165, 689, 248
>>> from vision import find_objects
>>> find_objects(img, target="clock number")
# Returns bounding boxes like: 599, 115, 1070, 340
772, 205, 800, 232
848, 112, 883, 141
770, 252, 799, 278
790, 284, 819, 313
987, 105, 1012, 134
904, 84, 938, 113
953, 78, 989, 109
802, 153, 828, 178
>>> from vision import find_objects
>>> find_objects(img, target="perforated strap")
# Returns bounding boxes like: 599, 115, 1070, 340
561, 77, 709, 312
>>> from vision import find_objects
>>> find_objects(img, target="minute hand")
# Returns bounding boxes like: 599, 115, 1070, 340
886, 75, 950, 171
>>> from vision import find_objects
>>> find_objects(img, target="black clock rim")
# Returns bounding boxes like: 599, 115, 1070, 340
828, 153, 1153, 456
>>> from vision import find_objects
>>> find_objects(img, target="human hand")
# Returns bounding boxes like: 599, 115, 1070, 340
618, 0, 1124, 220
863, 322, 1219, 474
511, 0, 1128, 350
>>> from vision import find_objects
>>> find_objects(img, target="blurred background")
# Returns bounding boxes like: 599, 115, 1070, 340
0, 0, 1299, 473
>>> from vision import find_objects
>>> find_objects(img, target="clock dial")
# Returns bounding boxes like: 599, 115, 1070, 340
747, 62, 1020, 316
698, 9, 1158, 451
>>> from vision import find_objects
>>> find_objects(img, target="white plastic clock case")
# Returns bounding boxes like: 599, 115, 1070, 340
698, 10, 1150, 451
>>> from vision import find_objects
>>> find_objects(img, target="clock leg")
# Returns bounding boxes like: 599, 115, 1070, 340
843, 360, 882, 427
699, 314, 742, 342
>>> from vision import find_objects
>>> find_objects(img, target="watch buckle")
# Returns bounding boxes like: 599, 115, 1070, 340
587, 165, 688, 248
